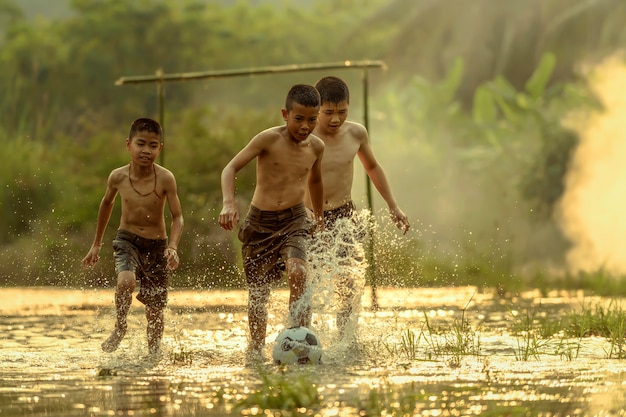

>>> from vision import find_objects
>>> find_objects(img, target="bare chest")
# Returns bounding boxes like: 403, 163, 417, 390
322, 139, 359, 169
118, 182, 165, 219
262, 141, 317, 176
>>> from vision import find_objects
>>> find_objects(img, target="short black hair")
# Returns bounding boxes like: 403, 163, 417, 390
315, 76, 350, 105
128, 118, 162, 140
285, 84, 320, 111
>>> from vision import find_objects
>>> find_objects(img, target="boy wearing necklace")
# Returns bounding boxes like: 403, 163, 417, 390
82, 118, 184, 354
219, 84, 325, 359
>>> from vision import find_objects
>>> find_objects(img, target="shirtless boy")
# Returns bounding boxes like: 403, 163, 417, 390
82, 118, 184, 354
306, 76, 410, 333
219, 84, 325, 355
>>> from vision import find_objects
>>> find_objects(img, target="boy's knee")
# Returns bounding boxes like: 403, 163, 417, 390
287, 259, 307, 278
146, 305, 164, 319
116, 271, 136, 292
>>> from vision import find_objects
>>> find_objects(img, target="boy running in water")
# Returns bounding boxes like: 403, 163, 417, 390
306, 76, 410, 335
219, 84, 325, 356
82, 118, 184, 354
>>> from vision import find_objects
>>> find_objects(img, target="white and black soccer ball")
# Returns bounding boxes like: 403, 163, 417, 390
272, 326, 322, 365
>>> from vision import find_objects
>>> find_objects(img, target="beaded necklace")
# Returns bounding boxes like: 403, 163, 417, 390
128, 163, 161, 199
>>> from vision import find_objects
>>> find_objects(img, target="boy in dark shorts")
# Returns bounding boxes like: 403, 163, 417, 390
82, 118, 184, 354
219, 84, 325, 356
306, 76, 410, 335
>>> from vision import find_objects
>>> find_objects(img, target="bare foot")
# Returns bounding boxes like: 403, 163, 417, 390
101, 325, 127, 353
245, 344, 265, 366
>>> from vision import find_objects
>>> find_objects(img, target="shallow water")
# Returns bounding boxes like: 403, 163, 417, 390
1, 286, 626, 416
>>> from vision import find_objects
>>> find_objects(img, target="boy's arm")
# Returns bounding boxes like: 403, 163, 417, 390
308, 141, 325, 230
164, 172, 184, 270
218, 135, 264, 231
357, 132, 410, 235
82, 174, 118, 267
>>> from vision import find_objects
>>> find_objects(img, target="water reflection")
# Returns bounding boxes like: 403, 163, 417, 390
1, 287, 626, 416
108, 379, 171, 415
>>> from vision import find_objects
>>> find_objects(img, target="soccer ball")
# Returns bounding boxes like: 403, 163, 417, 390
272, 326, 323, 365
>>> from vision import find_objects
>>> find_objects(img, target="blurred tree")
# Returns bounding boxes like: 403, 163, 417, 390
344, 0, 626, 105
0, 0, 624, 286
0, 136, 56, 245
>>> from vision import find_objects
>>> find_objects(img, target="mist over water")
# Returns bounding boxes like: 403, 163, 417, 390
345, 57, 626, 279
558, 56, 626, 275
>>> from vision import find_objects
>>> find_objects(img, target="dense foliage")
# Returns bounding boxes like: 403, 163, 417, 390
1, 0, 625, 290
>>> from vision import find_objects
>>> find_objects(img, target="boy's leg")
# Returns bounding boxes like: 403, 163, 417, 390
247, 283, 270, 350
102, 270, 135, 352
146, 305, 164, 354
286, 258, 311, 328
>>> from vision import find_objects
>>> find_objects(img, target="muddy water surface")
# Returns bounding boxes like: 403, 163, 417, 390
1, 286, 626, 416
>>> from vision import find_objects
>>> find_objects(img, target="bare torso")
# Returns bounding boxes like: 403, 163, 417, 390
111, 164, 170, 239
251, 126, 323, 211
305, 121, 365, 211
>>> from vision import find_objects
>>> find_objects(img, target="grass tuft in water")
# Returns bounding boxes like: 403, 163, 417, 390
399, 328, 422, 361
561, 300, 626, 359
553, 331, 582, 361
169, 335, 195, 365
509, 305, 550, 361
353, 378, 427, 416
379, 294, 482, 367
508, 299, 626, 360
236, 370, 322, 412
422, 294, 482, 367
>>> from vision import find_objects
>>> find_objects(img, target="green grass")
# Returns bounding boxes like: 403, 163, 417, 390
169, 334, 196, 365
377, 294, 483, 367
564, 300, 626, 359
376, 294, 626, 363
507, 299, 626, 360
235, 370, 322, 412
509, 305, 551, 361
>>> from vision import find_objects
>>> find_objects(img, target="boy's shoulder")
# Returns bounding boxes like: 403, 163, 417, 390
109, 164, 129, 179
343, 120, 366, 133
341, 121, 368, 142
254, 125, 285, 142
308, 133, 325, 151
250, 126, 299, 153
265, 125, 287, 137
154, 162, 174, 176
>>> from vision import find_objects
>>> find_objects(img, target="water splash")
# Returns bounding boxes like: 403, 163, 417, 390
304, 209, 371, 353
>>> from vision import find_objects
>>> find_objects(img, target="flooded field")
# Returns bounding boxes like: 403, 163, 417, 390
1, 286, 626, 416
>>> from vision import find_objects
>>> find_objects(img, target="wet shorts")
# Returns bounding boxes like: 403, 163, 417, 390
238, 203, 315, 286
323, 201, 366, 259
324, 201, 356, 229
112, 229, 168, 308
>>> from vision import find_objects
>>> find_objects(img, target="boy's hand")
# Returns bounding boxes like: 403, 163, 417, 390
390, 207, 410, 235
82, 246, 101, 268
165, 247, 179, 270
219, 203, 240, 231
305, 208, 325, 234
305, 208, 325, 236
316, 218, 325, 234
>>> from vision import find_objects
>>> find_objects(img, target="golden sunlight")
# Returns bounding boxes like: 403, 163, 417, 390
558, 55, 626, 274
